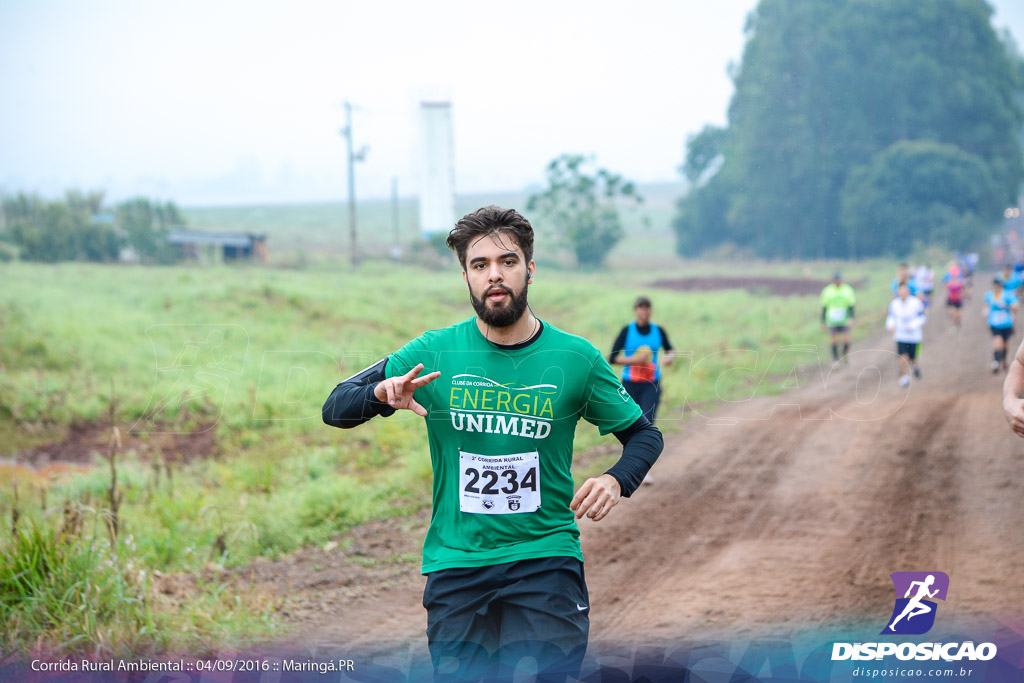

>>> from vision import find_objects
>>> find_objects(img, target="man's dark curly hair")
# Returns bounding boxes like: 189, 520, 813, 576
446, 206, 535, 270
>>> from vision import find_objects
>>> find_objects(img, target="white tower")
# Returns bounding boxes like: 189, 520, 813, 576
418, 100, 455, 236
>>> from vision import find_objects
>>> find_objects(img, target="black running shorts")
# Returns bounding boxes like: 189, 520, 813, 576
991, 326, 1014, 341
896, 341, 919, 360
422, 556, 589, 681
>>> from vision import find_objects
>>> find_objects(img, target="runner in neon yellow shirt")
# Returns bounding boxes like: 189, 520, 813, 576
820, 272, 856, 368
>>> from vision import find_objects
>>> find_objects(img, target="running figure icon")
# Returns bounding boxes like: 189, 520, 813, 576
888, 574, 939, 631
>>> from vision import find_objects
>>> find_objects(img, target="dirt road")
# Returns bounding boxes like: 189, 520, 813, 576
263, 291, 1024, 648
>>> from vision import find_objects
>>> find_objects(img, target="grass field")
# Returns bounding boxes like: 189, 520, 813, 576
0, 205, 898, 655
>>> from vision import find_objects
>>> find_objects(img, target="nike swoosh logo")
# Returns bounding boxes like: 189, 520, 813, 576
576, 603, 588, 611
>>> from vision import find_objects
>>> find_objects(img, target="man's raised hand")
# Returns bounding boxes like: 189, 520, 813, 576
373, 363, 440, 417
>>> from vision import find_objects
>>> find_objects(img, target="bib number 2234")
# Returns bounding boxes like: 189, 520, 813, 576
459, 451, 541, 515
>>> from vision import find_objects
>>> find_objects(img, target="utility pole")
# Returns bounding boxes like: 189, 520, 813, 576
391, 177, 400, 260
340, 101, 367, 268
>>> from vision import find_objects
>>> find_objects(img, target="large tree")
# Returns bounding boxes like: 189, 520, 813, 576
840, 140, 1003, 256
1, 192, 185, 263
675, 0, 1024, 259
115, 197, 184, 263
3, 191, 121, 262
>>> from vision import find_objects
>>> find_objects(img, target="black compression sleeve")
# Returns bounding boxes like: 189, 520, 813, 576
609, 326, 629, 363
821, 307, 827, 323
848, 305, 855, 319
606, 416, 664, 497
322, 358, 397, 429
658, 325, 674, 351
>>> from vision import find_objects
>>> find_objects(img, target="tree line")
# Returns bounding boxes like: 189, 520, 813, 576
675, 0, 1024, 259
0, 191, 185, 264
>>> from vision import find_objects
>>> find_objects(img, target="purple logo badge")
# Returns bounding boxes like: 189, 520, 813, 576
881, 571, 949, 635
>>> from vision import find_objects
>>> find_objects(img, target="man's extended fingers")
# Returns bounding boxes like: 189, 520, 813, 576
403, 363, 425, 381
411, 371, 441, 388
410, 398, 428, 417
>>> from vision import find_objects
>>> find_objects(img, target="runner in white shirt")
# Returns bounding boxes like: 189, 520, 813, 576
886, 283, 927, 387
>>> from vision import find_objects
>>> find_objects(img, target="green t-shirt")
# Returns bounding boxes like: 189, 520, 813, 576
820, 283, 856, 325
385, 317, 643, 573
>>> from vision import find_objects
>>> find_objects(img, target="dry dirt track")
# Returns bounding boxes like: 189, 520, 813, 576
271, 291, 1024, 649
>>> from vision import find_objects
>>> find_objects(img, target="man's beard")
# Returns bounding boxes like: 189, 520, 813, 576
470, 280, 530, 328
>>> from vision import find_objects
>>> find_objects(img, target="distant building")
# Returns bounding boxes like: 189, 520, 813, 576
166, 230, 267, 262
419, 100, 455, 236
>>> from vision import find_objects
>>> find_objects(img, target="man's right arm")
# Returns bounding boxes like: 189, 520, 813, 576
322, 358, 397, 429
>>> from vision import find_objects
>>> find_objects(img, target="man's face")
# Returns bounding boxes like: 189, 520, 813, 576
898, 284, 910, 300
462, 232, 535, 328
635, 304, 651, 325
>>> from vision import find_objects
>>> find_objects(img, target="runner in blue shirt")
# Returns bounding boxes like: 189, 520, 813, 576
610, 296, 676, 425
998, 264, 1023, 295
891, 262, 918, 296
985, 278, 1019, 373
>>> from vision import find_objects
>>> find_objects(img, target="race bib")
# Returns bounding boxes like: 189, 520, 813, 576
991, 309, 1011, 327
459, 450, 541, 515
827, 306, 847, 323
631, 362, 656, 382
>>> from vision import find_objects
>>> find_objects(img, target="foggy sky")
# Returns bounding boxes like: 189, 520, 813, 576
1, 0, 1022, 206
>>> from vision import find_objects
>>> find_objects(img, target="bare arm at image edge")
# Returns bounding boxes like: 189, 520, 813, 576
1002, 339, 1024, 438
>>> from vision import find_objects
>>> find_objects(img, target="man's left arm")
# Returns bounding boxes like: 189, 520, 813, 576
572, 353, 665, 521
606, 416, 663, 496
571, 416, 662, 521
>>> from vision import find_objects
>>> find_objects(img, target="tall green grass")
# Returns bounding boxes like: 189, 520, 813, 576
1, 519, 155, 655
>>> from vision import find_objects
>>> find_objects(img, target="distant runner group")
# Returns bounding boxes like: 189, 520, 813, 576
817, 253, 1024, 388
